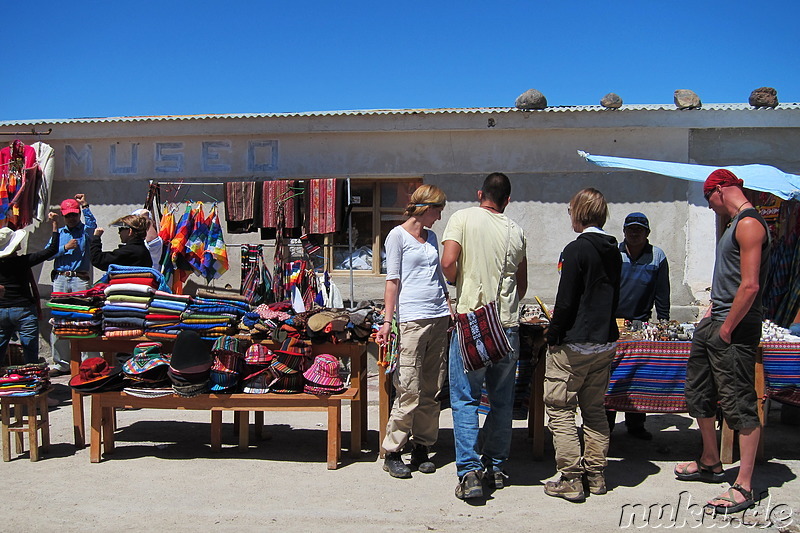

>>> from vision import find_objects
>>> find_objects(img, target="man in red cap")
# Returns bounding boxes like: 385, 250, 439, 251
674, 169, 769, 514
46, 193, 96, 376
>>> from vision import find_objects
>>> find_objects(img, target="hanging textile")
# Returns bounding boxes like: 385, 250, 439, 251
185, 204, 209, 276
262, 180, 300, 229
0, 140, 38, 229
224, 181, 261, 233
30, 142, 54, 229
169, 204, 195, 294
202, 204, 229, 281
306, 178, 339, 234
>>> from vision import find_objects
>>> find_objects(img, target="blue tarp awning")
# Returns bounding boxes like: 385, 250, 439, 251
578, 151, 800, 201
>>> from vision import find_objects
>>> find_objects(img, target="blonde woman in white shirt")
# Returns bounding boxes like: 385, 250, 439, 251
376, 184, 450, 479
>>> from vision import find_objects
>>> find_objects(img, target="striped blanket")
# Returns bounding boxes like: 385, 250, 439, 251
761, 342, 800, 407
605, 340, 690, 413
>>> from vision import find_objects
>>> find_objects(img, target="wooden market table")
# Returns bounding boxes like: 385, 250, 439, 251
69, 337, 368, 467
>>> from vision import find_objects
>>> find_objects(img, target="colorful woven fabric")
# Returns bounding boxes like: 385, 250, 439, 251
762, 341, 800, 406
202, 205, 229, 281
605, 340, 690, 413
454, 301, 512, 371
306, 178, 339, 234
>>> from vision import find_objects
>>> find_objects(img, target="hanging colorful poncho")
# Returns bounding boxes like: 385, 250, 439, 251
185, 205, 209, 277
202, 204, 229, 281
169, 204, 195, 293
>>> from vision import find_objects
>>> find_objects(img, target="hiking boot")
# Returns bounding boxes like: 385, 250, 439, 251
585, 472, 607, 495
544, 476, 585, 502
455, 470, 483, 500
383, 452, 411, 479
487, 469, 509, 489
410, 444, 436, 474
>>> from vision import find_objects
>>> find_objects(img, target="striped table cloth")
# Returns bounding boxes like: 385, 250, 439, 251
761, 341, 800, 407
605, 340, 690, 413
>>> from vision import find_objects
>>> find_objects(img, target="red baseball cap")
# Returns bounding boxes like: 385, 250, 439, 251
60, 199, 81, 215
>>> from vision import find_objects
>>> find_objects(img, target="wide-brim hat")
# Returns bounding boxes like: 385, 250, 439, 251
209, 370, 239, 392
172, 381, 208, 398
270, 350, 308, 375
244, 343, 273, 365
126, 366, 170, 385
69, 357, 122, 387
211, 335, 244, 356
124, 342, 170, 376
242, 370, 276, 394
0, 228, 26, 258
71, 371, 126, 393
303, 354, 344, 390
269, 373, 304, 394
169, 330, 212, 375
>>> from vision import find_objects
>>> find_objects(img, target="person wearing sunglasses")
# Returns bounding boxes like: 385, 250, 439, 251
89, 214, 152, 270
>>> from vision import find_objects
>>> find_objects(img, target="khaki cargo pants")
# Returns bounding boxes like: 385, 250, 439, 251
544, 344, 615, 478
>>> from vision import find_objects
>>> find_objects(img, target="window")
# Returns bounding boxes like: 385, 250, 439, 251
329, 178, 422, 274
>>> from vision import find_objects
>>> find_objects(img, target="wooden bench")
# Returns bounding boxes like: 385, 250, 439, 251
90, 389, 359, 469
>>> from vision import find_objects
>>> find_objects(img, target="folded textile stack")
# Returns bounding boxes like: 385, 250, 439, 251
48, 285, 107, 338
143, 291, 193, 341
103, 283, 155, 338
0, 363, 49, 396
169, 295, 249, 340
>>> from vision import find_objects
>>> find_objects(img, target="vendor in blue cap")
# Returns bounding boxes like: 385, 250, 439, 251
607, 212, 670, 440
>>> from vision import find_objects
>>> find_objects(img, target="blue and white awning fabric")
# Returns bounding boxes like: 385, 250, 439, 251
578, 151, 800, 201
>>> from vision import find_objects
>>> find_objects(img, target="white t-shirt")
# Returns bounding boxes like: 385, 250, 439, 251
384, 225, 449, 323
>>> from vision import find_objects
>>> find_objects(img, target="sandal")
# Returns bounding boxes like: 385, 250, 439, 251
706, 483, 755, 514
674, 459, 725, 483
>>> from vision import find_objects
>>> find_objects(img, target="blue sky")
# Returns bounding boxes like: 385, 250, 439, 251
3, 0, 797, 121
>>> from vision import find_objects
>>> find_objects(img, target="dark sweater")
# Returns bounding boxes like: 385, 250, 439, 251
90, 235, 152, 270
547, 231, 622, 346
0, 232, 59, 308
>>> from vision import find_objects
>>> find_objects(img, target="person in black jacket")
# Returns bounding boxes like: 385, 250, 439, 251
90, 214, 152, 270
543, 188, 621, 503
0, 212, 60, 364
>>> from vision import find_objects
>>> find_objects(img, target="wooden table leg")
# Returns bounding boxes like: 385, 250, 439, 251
90, 395, 102, 463
254, 411, 264, 440
1, 399, 11, 462
27, 397, 39, 462
237, 411, 249, 451
13, 401, 23, 455
39, 394, 50, 453
328, 400, 341, 470
210, 411, 222, 451
529, 346, 546, 460
71, 342, 85, 448
103, 406, 115, 454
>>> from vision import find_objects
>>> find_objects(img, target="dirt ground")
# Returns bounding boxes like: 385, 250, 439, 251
2, 373, 799, 533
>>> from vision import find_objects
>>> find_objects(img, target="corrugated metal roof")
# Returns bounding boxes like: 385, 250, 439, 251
1, 103, 798, 126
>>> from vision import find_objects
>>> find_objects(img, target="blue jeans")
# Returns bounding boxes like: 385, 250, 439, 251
449, 326, 520, 478
50, 274, 92, 371
0, 305, 40, 364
